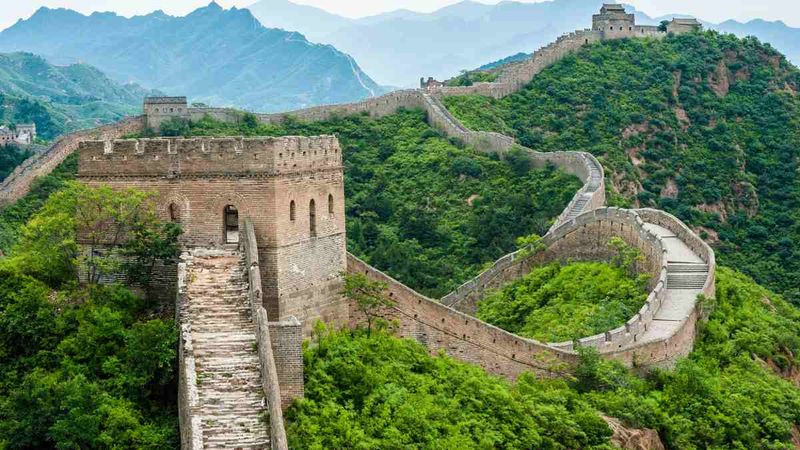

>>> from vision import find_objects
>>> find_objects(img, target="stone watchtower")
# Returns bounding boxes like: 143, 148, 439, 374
593, 4, 636, 38
143, 97, 191, 131
77, 136, 348, 333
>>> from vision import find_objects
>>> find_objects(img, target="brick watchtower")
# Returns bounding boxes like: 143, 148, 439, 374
77, 136, 348, 333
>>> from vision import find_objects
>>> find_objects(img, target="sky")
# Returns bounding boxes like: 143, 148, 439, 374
2, 0, 799, 31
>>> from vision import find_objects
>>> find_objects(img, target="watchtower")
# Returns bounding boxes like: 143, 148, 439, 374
143, 97, 190, 131
593, 4, 636, 38
77, 135, 348, 333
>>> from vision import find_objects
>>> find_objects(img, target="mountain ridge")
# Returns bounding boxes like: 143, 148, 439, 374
0, 51, 157, 138
0, 2, 384, 112
245, 0, 800, 87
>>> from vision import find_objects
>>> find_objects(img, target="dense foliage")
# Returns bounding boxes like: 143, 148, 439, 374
444, 31, 800, 301
0, 144, 32, 182
156, 110, 581, 297
476, 261, 647, 342
287, 268, 800, 449
0, 185, 180, 449
0, 153, 78, 254
286, 325, 614, 449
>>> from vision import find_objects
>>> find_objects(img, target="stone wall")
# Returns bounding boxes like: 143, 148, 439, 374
0, 116, 145, 205
442, 208, 666, 350
242, 219, 290, 450
347, 253, 578, 380
176, 262, 203, 450
268, 318, 304, 409
78, 136, 348, 335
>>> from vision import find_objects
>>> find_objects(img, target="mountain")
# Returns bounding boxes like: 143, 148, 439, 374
246, 0, 800, 87
246, 0, 352, 39
0, 52, 157, 138
0, 2, 383, 112
247, 0, 603, 86
444, 31, 800, 302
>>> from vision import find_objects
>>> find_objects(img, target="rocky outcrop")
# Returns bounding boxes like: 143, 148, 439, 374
602, 416, 666, 450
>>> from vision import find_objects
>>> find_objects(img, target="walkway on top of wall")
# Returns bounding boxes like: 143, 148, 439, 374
640, 223, 707, 343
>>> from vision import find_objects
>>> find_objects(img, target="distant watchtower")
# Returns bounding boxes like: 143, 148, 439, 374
593, 4, 636, 38
143, 97, 190, 131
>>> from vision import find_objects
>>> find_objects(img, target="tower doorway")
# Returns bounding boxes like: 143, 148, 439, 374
224, 205, 239, 244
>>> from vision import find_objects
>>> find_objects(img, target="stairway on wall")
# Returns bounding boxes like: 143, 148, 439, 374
634, 223, 709, 345
183, 248, 269, 449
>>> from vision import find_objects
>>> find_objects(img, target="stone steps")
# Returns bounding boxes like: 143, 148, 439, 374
182, 248, 270, 448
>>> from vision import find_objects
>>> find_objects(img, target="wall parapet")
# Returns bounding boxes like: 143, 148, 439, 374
347, 253, 578, 379
442, 207, 668, 352
77, 135, 342, 179
176, 262, 203, 450
242, 218, 289, 450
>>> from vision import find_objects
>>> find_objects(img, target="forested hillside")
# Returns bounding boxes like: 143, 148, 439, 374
444, 31, 800, 302
153, 110, 580, 297
0, 53, 155, 139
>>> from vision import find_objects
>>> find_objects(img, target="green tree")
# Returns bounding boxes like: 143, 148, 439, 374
341, 272, 393, 337
122, 222, 182, 298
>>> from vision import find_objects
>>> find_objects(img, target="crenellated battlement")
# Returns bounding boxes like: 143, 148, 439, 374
78, 135, 342, 178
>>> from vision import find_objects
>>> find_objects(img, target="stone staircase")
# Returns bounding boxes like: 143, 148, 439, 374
183, 248, 269, 449
563, 195, 591, 222
667, 262, 710, 290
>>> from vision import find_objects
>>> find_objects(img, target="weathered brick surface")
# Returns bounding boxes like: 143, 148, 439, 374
78, 136, 348, 329
268, 318, 304, 409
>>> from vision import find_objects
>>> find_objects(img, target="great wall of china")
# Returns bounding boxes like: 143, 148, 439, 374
0, 6, 712, 449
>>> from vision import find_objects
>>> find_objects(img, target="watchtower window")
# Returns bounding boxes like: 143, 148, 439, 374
309, 199, 317, 238
328, 194, 334, 214
168, 203, 180, 223
290, 200, 296, 221
224, 205, 239, 244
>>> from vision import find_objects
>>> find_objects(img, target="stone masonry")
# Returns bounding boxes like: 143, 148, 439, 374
180, 248, 269, 448
77, 136, 348, 332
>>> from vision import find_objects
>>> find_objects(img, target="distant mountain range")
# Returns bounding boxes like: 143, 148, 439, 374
0, 52, 157, 138
246, 0, 800, 87
0, 2, 384, 112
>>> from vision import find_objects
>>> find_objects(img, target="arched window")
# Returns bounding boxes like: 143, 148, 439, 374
309, 199, 317, 238
168, 202, 180, 223
328, 194, 334, 214
224, 205, 239, 244
289, 200, 296, 221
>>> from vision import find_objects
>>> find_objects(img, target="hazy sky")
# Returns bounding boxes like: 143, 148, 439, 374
2, 0, 799, 31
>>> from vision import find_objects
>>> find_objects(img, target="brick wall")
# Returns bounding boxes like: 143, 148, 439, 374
78, 136, 348, 329
268, 318, 304, 409
347, 254, 578, 380
0, 116, 145, 205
